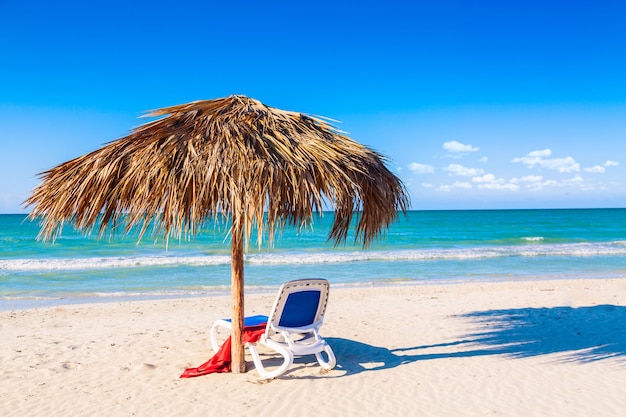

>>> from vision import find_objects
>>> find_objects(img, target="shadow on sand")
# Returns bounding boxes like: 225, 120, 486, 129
325, 304, 626, 376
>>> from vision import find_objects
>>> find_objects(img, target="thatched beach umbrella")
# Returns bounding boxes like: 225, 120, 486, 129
26, 95, 409, 373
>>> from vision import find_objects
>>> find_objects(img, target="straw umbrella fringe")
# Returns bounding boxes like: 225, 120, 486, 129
26, 95, 409, 373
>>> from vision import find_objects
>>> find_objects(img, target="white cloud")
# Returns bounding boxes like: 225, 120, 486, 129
519, 175, 543, 183
479, 182, 519, 191
584, 165, 606, 174
511, 149, 551, 166
472, 174, 519, 191
436, 181, 473, 192
443, 140, 479, 154
454, 181, 472, 189
565, 175, 592, 190
408, 162, 435, 174
529, 149, 552, 158
544, 157, 580, 173
517, 175, 589, 191
472, 173, 498, 183
511, 175, 544, 191
479, 156, 488, 163
605, 160, 619, 167
512, 149, 580, 173
445, 164, 485, 177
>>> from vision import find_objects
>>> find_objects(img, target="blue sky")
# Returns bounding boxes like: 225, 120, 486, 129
1, 0, 626, 213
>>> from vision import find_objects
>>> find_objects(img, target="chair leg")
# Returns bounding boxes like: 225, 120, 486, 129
315, 343, 336, 371
248, 341, 294, 380
210, 322, 226, 353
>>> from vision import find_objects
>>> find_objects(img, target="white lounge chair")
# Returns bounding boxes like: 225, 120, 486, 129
210, 278, 336, 379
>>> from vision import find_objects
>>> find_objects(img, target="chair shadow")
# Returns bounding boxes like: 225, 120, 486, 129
323, 304, 626, 377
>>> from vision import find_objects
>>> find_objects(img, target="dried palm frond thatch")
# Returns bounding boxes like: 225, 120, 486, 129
26, 95, 409, 372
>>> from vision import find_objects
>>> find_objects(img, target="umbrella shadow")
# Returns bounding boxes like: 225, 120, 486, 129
322, 304, 626, 376
458, 304, 626, 364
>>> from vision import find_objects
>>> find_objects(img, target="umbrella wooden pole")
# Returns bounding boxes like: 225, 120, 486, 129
230, 227, 246, 374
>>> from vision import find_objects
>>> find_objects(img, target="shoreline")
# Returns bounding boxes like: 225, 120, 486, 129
2, 277, 626, 416
3, 273, 625, 311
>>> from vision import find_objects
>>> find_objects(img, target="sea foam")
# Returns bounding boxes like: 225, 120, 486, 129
3, 241, 626, 272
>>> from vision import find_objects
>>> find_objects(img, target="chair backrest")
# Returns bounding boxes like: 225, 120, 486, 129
266, 279, 330, 332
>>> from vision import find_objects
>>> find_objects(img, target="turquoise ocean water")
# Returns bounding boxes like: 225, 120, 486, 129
2, 209, 626, 309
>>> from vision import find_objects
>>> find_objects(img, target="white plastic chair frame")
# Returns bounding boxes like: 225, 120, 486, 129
210, 279, 336, 379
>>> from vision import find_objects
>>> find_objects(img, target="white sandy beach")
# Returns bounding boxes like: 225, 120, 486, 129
2, 278, 626, 417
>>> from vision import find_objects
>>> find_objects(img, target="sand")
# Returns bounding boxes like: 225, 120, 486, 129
2, 278, 626, 417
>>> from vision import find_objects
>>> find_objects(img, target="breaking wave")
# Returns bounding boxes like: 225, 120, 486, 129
3, 241, 626, 272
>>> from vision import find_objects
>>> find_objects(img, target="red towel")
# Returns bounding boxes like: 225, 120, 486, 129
180, 324, 267, 378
